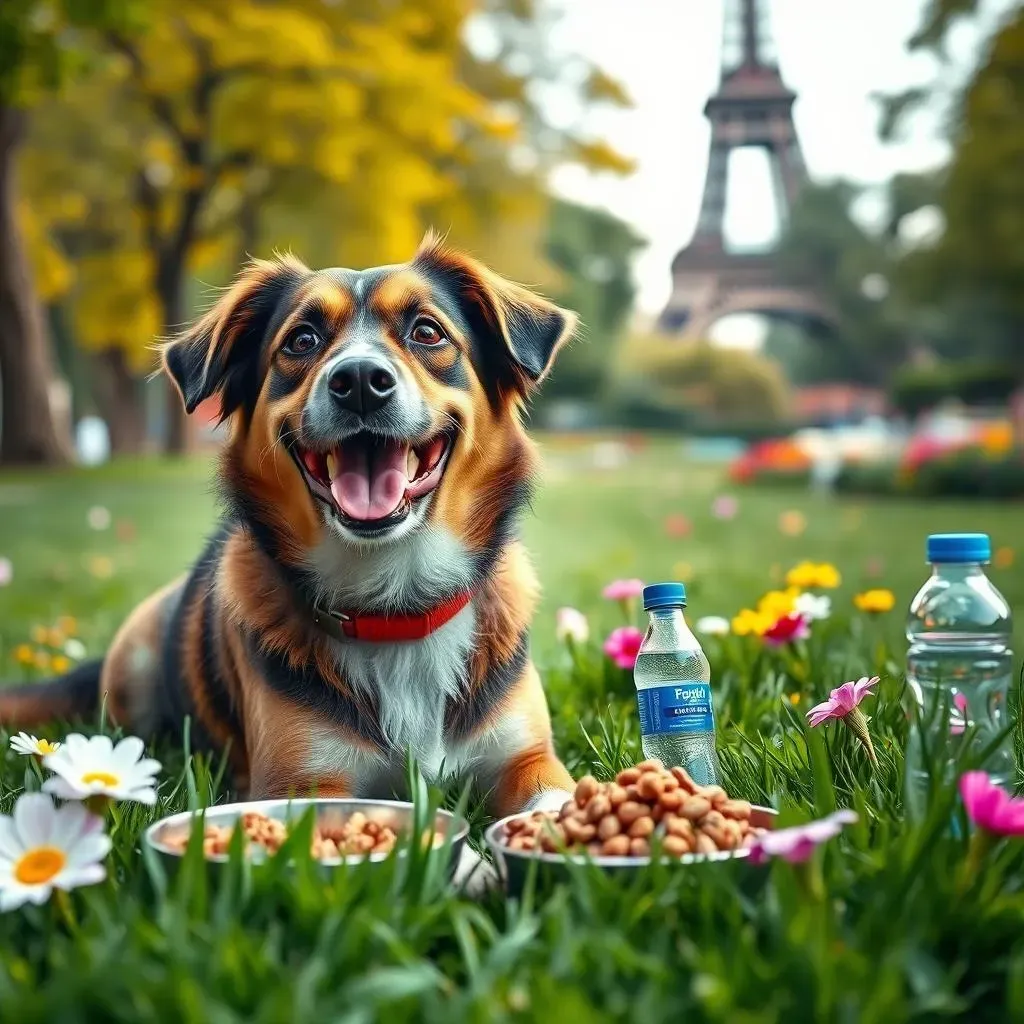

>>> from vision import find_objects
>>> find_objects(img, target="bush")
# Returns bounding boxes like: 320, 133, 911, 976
889, 362, 1021, 417
836, 448, 1024, 499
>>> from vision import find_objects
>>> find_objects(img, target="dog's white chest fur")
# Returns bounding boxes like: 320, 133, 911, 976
303, 523, 495, 791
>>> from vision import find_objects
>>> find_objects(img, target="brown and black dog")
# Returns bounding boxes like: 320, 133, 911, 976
1, 235, 578, 818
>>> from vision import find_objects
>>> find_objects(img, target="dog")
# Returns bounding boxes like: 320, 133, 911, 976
1, 234, 578, 820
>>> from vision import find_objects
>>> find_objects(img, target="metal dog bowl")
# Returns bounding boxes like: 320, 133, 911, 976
144, 797, 469, 871
484, 805, 778, 896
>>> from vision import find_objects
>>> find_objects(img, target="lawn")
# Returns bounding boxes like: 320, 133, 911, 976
0, 435, 1023, 1021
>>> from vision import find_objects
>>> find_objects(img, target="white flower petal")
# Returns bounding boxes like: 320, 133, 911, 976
85, 734, 114, 760
63, 832, 112, 869
0, 884, 44, 912
0, 817, 24, 861
42, 776, 85, 801
13, 794, 56, 847
110, 735, 145, 766
63, 733, 91, 760
54, 863, 107, 891
124, 785, 158, 806
46, 801, 93, 849
132, 758, 163, 779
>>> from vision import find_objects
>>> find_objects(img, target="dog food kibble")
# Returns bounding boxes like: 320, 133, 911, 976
164, 809, 399, 860
500, 760, 767, 859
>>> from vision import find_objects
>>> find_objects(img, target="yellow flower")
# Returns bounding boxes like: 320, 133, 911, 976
87, 556, 114, 580
44, 629, 65, 649
854, 589, 896, 614
994, 547, 1015, 570
757, 587, 801, 619
789, 693, 801, 705
14, 645, 34, 666
30, 626, 47, 645
33, 651, 51, 671
56, 616, 77, 637
786, 561, 842, 590
50, 655, 71, 674
732, 609, 772, 637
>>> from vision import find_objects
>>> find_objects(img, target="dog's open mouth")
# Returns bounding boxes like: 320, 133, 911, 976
292, 430, 453, 531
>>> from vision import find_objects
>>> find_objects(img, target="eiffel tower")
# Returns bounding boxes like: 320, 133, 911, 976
658, 0, 832, 339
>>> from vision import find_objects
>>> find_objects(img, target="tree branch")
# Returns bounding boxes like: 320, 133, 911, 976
106, 33, 187, 146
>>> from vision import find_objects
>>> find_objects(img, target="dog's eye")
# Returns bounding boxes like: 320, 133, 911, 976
284, 330, 320, 356
410, 319, 446, 346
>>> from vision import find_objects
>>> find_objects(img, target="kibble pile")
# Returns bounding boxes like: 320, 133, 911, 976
501, 760, 768, 858
165, 810, 399, 859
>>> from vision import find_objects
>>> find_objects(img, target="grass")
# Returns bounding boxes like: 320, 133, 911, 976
0, 434, 1023, 1020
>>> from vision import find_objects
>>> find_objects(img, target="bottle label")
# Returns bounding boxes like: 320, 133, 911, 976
636, 682, 715, 736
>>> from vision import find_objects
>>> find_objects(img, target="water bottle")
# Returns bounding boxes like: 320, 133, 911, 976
634, 582, 721, 786
906, 533, 1015, 798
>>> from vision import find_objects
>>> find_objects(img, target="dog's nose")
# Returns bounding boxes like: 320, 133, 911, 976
327, 357, 397, 416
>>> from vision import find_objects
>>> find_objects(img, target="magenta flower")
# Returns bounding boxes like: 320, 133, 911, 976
712, 495, 738, 520
603, 627, 644, 670
748, 810, 857, 865
602, 579, 645, 601
806, 676, 879, 764
959, 772, 1024, 837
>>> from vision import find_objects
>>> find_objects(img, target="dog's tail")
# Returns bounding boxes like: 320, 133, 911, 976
0, 659, 104, 730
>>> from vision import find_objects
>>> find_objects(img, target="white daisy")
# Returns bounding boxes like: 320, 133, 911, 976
42, 734, 162, 806
9, 733, 61, 758
695, 616, 731, 637
795, 592, 832, 622
0, 793, 110, 911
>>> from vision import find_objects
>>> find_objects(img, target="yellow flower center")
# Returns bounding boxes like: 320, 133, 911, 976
82, 771, 120, 787
14, 846, 66, 885
36, 739, 59, 755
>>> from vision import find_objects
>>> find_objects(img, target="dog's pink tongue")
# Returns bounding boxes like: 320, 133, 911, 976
329, 441, 408, 520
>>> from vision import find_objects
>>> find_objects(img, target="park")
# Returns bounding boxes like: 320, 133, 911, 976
1, 0, 1023, 1020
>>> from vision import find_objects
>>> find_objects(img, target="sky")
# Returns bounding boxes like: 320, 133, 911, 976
536, 0, 1010, 339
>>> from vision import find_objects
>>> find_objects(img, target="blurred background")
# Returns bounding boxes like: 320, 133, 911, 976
1, 0, 1023, 661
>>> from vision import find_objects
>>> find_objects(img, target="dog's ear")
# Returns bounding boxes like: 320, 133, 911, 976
413, 233, 577, 394
162, 255, 309, 417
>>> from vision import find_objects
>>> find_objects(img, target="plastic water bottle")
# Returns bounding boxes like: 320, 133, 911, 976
633, 582, 721, 786
906, 533, 1015, 796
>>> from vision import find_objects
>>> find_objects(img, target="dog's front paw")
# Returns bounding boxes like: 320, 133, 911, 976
522, 788, 575, 815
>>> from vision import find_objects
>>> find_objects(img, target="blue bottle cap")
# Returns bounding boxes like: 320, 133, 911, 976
643, 582, 687, 610
927, 533, 991, 564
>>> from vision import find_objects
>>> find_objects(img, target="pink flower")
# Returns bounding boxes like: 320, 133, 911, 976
748, 810, 857, 865
762, 613, 810, 647
712, 495, 738, 520
603, 627, 644, 670
959, 772, 1024, 836
806, 676, 879, 764
602, 579, 645, 601
806, 676, 879, 727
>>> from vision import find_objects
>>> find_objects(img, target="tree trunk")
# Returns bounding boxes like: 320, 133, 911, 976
91, 348, 146, 456
0, 104, 72, 466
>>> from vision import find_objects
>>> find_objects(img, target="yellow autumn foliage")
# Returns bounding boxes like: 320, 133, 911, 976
19, 0, 633, 375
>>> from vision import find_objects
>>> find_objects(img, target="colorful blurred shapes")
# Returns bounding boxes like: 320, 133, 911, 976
711, 495, 739, 520
995, 547, 1015, 570
664, 513, 692, 538
786, 561, 841, 589
13, 645, 33, 667
87, 556, 115, 580
87, 506, 112, 531
779, 510, 807, 537
730, 439, 811, 484
854, 589, 896, 614
116, 520, 138, 544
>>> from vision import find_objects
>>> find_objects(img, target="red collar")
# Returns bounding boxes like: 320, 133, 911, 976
311, 591, 474, 643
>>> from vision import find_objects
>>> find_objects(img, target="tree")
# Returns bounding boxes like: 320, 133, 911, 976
536, 198, 645, 402
0, 0, 137, 465
23, 0, 633, 453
